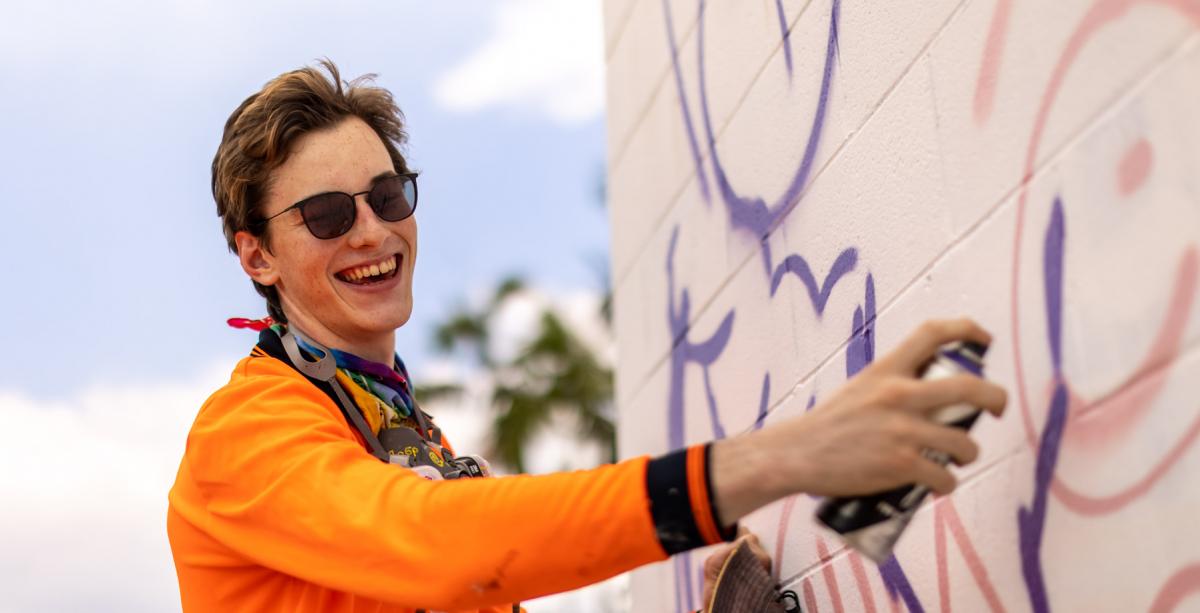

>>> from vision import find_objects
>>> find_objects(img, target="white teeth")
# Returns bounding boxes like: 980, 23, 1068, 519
341, 256, 397, 282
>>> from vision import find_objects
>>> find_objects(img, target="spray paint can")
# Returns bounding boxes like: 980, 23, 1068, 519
815, 340, 988, 563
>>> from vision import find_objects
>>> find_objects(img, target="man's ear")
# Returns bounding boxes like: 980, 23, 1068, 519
235, 231, 281, 287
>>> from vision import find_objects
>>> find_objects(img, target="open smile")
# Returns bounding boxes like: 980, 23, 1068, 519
335, 254, 402, 286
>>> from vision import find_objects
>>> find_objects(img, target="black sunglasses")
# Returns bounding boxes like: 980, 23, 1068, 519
256, 172, 418, 240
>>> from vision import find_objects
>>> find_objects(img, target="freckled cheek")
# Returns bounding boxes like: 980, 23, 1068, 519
304, 268, 330, 289
285, 249, 339, 292
280, 268, 329, 304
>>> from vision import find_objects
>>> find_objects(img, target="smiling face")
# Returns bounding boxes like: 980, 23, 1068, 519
234, 116, 417, 362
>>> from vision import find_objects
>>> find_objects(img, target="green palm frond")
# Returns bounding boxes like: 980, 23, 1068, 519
433, 312, 486, 353
489, 387, 554, 473
492, 276, 526, 306
412, 382, 465, 402
417, 275, 616, 474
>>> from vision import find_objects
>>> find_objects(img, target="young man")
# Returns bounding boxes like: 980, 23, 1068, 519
167, 61, 1006, 612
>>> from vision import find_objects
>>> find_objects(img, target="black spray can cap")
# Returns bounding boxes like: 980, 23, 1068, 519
962, 340, 989, 359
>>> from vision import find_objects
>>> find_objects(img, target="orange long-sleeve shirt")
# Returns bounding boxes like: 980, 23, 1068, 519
168, 346, 732, 612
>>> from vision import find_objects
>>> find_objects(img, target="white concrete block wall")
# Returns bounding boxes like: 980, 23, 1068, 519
606, 0, 1200, 611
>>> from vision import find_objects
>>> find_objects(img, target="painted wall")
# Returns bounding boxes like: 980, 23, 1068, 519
603, 0, 1200, 611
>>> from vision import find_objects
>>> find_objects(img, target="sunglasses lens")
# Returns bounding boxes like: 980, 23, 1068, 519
371, 175, 417, 222
301, 194, 355, 239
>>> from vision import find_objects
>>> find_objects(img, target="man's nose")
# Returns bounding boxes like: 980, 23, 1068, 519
346, 195, 388, 247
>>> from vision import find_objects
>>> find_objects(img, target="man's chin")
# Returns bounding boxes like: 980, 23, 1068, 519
350, 306, 412, 335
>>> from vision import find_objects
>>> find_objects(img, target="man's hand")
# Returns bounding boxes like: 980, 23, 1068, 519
699, 528, 772, 612
710, 319, 1008, 524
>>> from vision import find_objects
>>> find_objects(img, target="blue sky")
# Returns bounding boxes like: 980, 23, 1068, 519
0, 0, 610, 399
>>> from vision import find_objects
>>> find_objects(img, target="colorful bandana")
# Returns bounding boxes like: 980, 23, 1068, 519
270, 323, 420, 435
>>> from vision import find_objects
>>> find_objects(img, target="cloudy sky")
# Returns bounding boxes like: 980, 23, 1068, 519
0, 1, 617, 610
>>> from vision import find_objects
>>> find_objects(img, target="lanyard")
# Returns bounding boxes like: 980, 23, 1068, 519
278, 326, 392, 462
277, 326, 457, 471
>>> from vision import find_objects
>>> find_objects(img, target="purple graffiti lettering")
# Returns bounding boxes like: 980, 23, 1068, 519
769, 248, 859, 313
673, 553, 695, 612
847, 272, 926, 610
753, 373, 772, 430
676, 562, 695, 613
879, 556, 926, 613
1044, 198, 1065, 374
667, 226, 735, 613
1018, 196, 1068, 613
846, 273, 877, 378
702, 369, 728, 440
1019, 383, 1067, 613
667, 227, 735, 450
661, 0, 712, 205
775, 0, 794, 78
696, 0, 840, 253
660, 1, 851, 608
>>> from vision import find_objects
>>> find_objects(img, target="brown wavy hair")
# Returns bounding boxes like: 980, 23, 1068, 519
212, 59, 411, 323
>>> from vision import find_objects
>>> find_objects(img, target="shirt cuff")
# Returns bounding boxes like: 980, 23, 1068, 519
645, 443, 738, 555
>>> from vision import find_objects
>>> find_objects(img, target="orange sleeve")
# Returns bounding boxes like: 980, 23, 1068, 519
689, 445, 724, 546
171, 359, 676, 611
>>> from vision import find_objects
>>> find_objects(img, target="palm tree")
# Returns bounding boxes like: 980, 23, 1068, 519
414, 275, 615, 473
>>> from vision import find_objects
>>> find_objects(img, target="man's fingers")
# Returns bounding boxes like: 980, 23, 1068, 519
754, 551, 772, 573
882, 319, 992, 375
909, 454, 958, 495
703, 544, 733, 576
901, 374, 1007, 418
744, 534, 772, 572
904, 420, 979, 466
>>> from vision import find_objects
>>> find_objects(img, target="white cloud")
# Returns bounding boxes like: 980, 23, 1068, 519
489, 289, 553, 364
432, 0, 605, 124
0, 362, 236, 613
555, 289, 618, 365
487, 286, 612, 366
